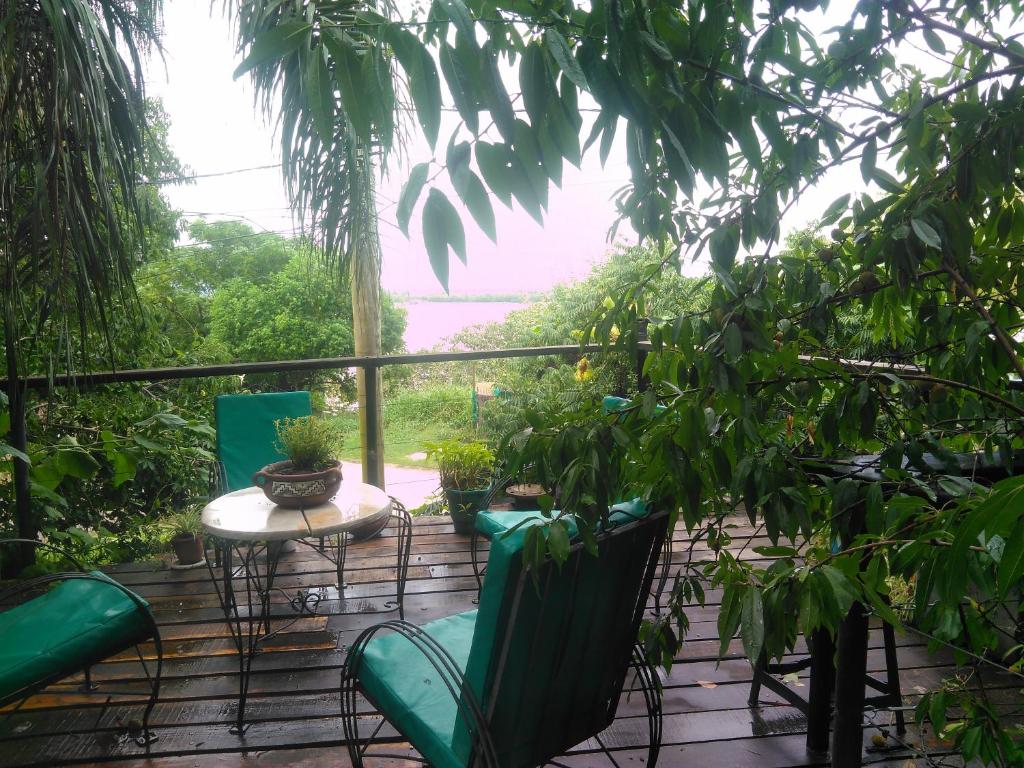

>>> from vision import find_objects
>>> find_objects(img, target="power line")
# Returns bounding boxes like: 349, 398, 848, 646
141, 164, 282, 186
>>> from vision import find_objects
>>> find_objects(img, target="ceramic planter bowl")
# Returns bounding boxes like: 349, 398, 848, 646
253, 459, 343, 508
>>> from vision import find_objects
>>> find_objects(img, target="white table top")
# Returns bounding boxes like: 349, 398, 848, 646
202, 483, 391, 541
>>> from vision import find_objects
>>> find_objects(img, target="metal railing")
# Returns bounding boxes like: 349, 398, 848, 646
3, 344, 612, 488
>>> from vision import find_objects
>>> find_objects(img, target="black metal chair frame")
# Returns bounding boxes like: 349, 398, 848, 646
341, 511, 668, 767
0, 539, 163, 747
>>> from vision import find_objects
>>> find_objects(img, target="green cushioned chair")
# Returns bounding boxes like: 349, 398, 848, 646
342, 507, 669, 768
214, 391, 314, 493
471, 497, 673, 614
0, 539, 162, 746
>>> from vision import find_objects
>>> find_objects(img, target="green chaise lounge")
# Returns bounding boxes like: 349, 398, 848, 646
0, 539, 162, 746
341, 505, 669, 767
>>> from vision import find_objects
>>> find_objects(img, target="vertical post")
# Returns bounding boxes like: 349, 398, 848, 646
349, 141, 386, 490
364, 364, 382, 489
806, 627, 836, 754
830, 498, 869, 767
830, 604, 869, 767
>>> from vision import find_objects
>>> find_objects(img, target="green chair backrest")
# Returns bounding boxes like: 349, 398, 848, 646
454, 508, 668, 768
214, 391, 312, 491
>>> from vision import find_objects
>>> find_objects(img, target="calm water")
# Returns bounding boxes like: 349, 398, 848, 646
400, 301, 528, 352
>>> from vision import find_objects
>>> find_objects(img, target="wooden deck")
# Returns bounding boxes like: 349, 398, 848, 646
0, 514, 1004, 767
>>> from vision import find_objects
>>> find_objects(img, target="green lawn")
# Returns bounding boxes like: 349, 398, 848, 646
328, 385, 475, 469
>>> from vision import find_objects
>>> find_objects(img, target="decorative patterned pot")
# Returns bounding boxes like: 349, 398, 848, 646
253, 460, 342, 508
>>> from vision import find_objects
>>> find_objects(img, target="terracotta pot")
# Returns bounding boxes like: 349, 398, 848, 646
171, 533, 205, 566
253, 459, 342, 508
444, 486, 491, 535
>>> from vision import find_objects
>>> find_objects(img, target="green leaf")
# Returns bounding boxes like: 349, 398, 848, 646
998, 523, 1024, 598
709, 223, 740, 272
304, 48, 335, 143
717, 587, 743, 657
481, 43, 516, 142
922, 28, 946, 55
723, 322, 742, 361
820, 193, 850, 226
439, 41, 479, 135
547, 519, 571, 564
111, 450, 138, 488
870, 168, 904, 194
0, 441, 30, 464
476, 142, 514, 207
233, 22, 310, 79
435, 0, 477, 47
860, 139, 877, 184
388, 29, 443, 146
544, 29, 588, 90
397, 162, 430, 236
54, 447, 100, 480
821, 565, 860, 616
911, 218, 942, 250
453, 168, 497, 242
422, 188, 467, 291
520, 42, 554, 126
323, 30, 372, 142
740, 588, 765, 663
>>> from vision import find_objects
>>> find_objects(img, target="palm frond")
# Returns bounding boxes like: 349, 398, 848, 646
0, 0, 161, 369
228, 0, 403, 274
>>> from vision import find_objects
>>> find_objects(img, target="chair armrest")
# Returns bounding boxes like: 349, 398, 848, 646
342, 619, 500, 768
0, 538, 86, 572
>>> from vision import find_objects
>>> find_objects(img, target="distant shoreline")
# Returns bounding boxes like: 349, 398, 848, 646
396, 293, 544, 304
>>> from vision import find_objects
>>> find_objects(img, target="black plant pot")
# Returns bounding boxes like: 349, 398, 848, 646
444, 487, 491, 535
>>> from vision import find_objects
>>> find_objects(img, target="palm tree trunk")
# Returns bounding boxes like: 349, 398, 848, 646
350, 147, 385, 488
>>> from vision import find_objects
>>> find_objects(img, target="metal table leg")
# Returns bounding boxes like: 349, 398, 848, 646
206, 537, 316, 734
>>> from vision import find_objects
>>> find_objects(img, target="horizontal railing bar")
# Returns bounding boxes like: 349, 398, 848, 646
3, 345, 608, 390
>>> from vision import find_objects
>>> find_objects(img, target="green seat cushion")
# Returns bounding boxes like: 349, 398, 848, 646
0, 572, 152, 703
215, 391, 312, 491
358, 610, 478, 768
475, 509, 578, 541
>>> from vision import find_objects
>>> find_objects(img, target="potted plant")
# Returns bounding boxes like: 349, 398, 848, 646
253, 416, 343, 508
166, 506, 205, 566
426, 439, 495, 534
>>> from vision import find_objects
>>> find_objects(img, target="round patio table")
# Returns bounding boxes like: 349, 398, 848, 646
202, 483, 391, 733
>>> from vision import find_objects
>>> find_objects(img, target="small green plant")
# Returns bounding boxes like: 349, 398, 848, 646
159, 505, 203, 538
426, 439, 495, 491
274, 416, 343, 471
